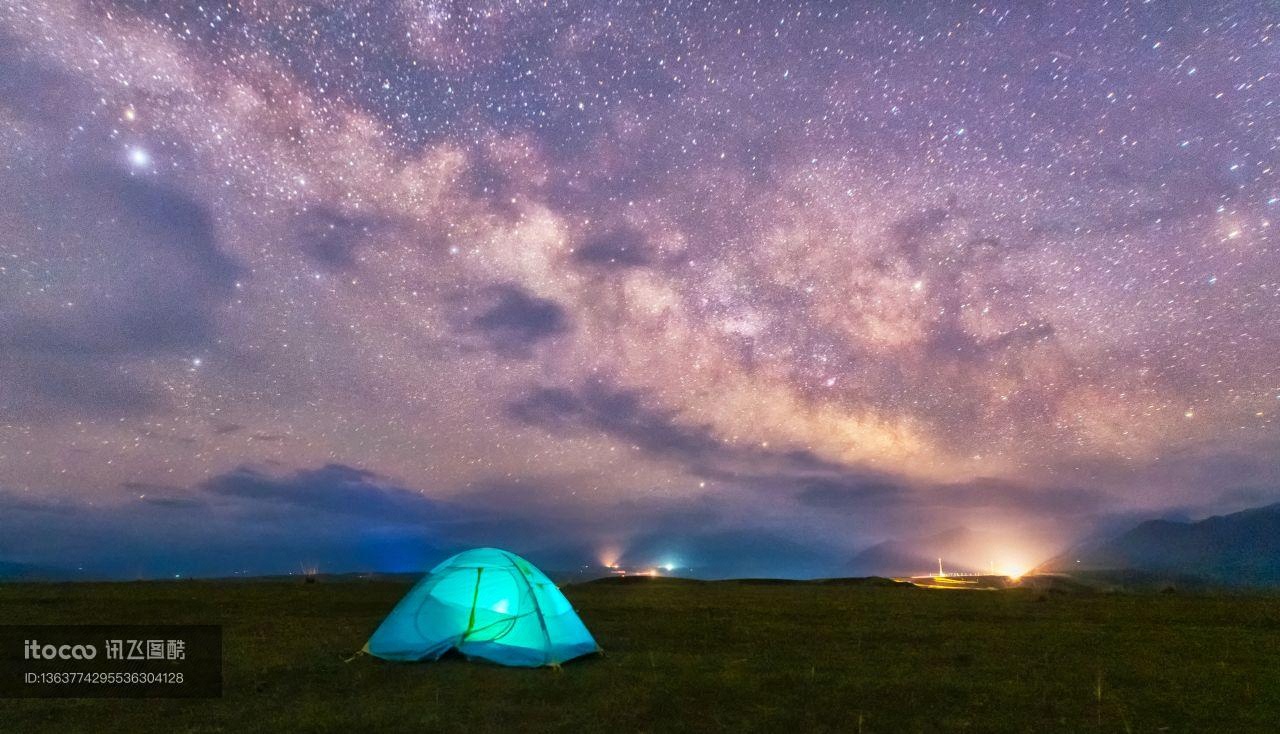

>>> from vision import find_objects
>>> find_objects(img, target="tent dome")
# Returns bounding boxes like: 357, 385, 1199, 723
364, 547, 600, 667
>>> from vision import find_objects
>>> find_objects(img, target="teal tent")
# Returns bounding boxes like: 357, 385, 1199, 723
364, 547, 600, 667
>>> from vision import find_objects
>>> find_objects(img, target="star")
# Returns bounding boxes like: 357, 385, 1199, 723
126, 146, 151, 169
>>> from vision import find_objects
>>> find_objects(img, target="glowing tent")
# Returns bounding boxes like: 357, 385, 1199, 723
364, 547, 600, 667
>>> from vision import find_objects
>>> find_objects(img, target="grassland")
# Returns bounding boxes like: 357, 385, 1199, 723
2, 576, 1278, 732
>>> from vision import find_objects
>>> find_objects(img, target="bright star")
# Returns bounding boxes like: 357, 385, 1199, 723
127, 147, 151, 168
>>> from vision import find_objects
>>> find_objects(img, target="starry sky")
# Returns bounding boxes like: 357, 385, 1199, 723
1, 0, 1277, 578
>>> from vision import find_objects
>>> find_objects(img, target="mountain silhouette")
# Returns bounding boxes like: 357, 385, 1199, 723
846, 527, 991, 577
1043, 503, 1280, 585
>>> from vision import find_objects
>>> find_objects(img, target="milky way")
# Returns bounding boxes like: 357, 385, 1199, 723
1, 1, 1277, 577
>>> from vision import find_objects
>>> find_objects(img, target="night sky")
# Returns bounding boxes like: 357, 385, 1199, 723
1, 1, 1277, 578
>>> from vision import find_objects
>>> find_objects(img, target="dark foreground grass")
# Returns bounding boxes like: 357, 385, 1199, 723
2, 577, 1279, 732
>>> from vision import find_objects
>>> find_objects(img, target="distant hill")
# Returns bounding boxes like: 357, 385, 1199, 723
0, 560, 81, 581
846, 527, 989, 577
1042, 502, 1280, 586
581, 575, 911, 588
539, 529, 840, 581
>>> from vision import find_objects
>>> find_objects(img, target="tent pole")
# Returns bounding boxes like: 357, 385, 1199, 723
462, 567, 483, 640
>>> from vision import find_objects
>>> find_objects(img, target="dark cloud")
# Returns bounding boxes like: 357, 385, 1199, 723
0, 164, 242, 418
505, 387, 582, 427
0, 360, 161, 416
794, 477, 906, 510
121, 483, 206, 510
121, 481, 182, 493
294, 206, 388, 270
464, 284, 569, 358
2, 167, 240, 355
888, 204, 952, 265
0, 491, 84, 517
574, 228, 652, 268
0, 486, 444, 578
926, 320, 1057, 363
0, 31, 91, 130
200, 463, 451, 522
507, 380, 725, 464
140, 496, 207, 510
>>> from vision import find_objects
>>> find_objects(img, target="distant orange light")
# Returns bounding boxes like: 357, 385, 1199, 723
997, 562, 1030, 580
598, 547, 621, 568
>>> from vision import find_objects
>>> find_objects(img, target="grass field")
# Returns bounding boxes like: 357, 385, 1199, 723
2, 576, 1279, 732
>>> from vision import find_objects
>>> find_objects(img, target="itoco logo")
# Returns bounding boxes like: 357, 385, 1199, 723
24, 640, 98, 660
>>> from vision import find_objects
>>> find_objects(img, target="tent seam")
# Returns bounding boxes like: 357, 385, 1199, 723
501, 550, 554, 664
